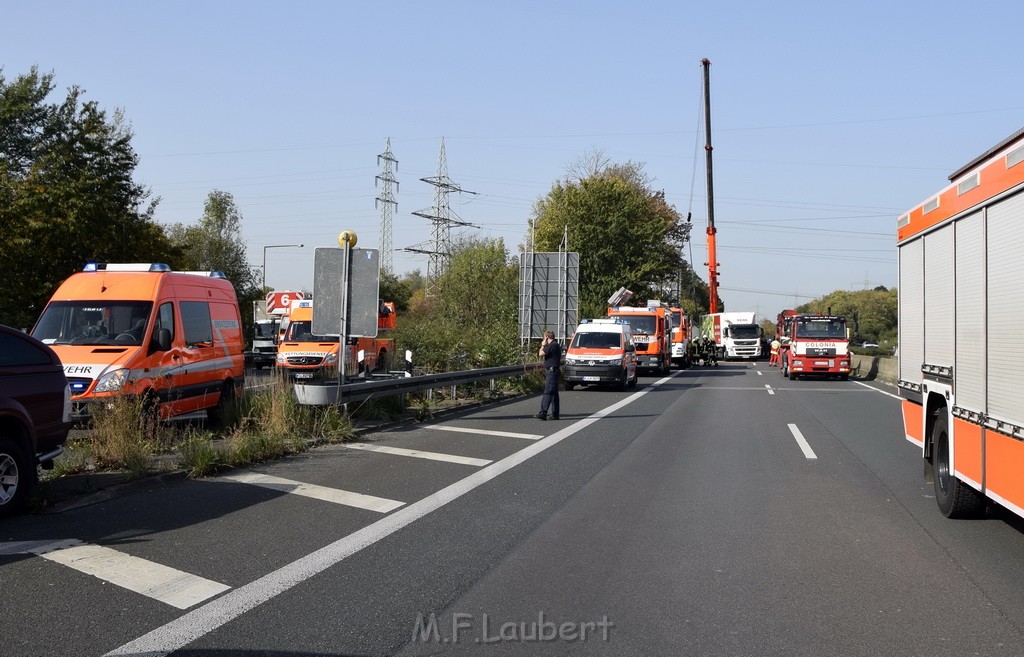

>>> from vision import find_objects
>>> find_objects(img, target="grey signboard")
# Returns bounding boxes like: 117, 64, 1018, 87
313, 247, 380, 338
518, 251, 579, 341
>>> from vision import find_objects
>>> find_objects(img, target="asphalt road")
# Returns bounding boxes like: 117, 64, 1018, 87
3, 362, 1024, 656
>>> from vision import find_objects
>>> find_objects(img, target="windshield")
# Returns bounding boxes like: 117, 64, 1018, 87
729, 325, 760, 339
571, 331, 622, 350
795, 318, 846, 339
285, 320, 339, 343
32, 301, 153, 346
616, 315, 656, 335
255, 321, 279, 338
670, 311, 681, 326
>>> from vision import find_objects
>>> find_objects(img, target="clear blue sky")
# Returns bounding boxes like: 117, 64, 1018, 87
5, 0, 1023, 322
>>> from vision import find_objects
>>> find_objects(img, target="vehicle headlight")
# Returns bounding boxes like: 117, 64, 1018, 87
608, 358, 622, 366
276, 353, 287, 364
565, 357, 578, 365
94, 368, 129, 393
324, 352, 338, 366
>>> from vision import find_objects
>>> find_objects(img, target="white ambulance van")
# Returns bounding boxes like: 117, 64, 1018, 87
563, 318, 638, 391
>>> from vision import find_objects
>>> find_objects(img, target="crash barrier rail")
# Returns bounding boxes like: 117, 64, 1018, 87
292, 362, 545, 406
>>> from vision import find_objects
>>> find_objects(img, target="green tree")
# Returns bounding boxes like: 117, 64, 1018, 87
1, 66, 176, 329
797, 288, 898, 344
396, 239, 520, 371
529, 161, 691, 319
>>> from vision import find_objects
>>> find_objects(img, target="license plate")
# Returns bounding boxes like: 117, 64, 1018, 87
295, 372, 314, 379
582, 376, 600, 382
814, 361, 828, 366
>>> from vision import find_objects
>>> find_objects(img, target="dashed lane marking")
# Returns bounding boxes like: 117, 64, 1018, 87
346, 443, 492, 467
788, 423, 818, 460
219, 472, 405, 513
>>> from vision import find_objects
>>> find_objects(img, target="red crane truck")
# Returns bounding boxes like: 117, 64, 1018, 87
775, 309, 851, 381
897, 128, 1024, 519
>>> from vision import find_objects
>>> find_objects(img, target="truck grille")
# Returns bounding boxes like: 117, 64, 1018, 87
287, 356, 323, 366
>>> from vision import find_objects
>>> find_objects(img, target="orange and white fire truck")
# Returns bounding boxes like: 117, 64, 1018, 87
775, 309, 851, 380
669, 306, 691, 368
898, 128, 1024, 519
606, 301, 671, 375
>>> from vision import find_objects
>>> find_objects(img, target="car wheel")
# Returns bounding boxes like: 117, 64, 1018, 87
628, 370, 638, 388
0, 436, 32, 518
565, 382, 575, 391
932, 411, 984, 518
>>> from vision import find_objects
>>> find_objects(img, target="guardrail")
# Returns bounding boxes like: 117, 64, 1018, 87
292, 362, 544, 405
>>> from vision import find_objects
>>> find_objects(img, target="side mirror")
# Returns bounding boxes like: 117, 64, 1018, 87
154, 328, 172, 351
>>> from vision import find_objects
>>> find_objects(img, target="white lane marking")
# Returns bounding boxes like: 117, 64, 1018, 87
765, 384, 775, 396
756, 370, 763, 376
346, 443, 492, 467
854, 380, 902, 400
219, 472, 404, 513
423, 424, 543, 441
105, 371, 682, 657
24, 539, 229, 610
788, 423, 818, 460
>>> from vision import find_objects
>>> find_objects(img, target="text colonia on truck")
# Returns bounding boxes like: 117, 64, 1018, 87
897, 128, 1024, 520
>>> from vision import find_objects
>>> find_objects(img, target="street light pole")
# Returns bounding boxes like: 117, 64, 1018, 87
262, 243, 304, 291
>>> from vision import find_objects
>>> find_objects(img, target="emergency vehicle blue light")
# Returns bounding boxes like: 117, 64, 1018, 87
83, 262, 98, 272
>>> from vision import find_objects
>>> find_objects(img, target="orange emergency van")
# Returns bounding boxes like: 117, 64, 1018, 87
277, 300, 397, 381
31, 263, 245, 424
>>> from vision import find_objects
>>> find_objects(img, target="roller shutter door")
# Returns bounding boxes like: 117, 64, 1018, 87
954, 211, 985, 413
924, 227, 955, 368
899, 239, 924, 385
987, 191, 1024, 426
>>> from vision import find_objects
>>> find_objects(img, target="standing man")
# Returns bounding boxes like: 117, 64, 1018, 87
769, 335, 781, 367
536, 330, 561, 420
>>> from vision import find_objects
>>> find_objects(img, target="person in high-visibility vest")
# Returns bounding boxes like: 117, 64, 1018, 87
769, 336, 781, 367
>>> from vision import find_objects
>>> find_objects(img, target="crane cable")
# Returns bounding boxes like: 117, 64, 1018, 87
686, 73, 704, 311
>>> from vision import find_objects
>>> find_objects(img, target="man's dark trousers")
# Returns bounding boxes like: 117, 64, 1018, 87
540, 367, 559, 418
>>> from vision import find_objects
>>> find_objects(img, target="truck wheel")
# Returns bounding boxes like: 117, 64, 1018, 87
0, 436, 32, 518
788, 368, 797, 381
931, 412, 985, 518
839, 373, 849, 381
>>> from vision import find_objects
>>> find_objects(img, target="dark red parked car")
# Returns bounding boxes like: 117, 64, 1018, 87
0, 324, 72, 517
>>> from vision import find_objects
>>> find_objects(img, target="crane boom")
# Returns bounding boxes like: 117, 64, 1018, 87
702, 57, 720, 313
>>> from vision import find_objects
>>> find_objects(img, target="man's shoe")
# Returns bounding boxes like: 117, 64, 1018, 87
535, 413, 547, 420
551, 415, 559, 420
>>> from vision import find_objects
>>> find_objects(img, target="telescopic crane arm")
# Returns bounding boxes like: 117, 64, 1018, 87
702, 57, 720, 314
